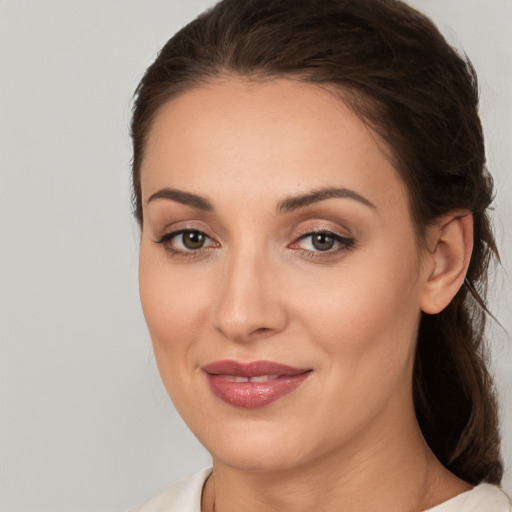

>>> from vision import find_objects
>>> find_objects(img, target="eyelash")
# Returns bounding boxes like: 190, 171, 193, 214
154, 228, 355, 259
155, 229, 218, 259
291, 230, 355, 258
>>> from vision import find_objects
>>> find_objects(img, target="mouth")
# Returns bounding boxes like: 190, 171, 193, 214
202, 360, 312, 409
218, 374, 281, 383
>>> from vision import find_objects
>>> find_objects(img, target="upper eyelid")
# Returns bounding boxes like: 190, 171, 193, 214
292, 223, 352, 240
152, 220, 354, 245
153, 221, 215, 240
155, 226, 348, 240
297, 227, 347, 235
292, 231, 353, 246
155, 228, 214, 244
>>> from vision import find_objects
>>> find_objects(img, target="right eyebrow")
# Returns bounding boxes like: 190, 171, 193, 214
146, 188, 214, 211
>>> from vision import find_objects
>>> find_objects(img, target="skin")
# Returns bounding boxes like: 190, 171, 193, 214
138, 79, 473, 511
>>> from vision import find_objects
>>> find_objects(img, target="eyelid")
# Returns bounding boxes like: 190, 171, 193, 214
152, 220, 216, 242
152, 220, 354, 259
291, 229, 353, 246
292, 220, 352, 240
154, 228, 212, 245
153, 224, 220, 259
288, 223, 355, 256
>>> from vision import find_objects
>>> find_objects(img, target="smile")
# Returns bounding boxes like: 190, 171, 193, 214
202, 360, 312, 409
219, 374, 280, 382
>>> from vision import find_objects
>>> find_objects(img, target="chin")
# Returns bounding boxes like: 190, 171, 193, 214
196, 421, 322, 473
212, 447, 305, 473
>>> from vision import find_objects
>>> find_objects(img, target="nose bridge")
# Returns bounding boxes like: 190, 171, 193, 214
213, 240, 286, 342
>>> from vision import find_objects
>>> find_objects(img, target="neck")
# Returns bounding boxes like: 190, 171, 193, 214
202, 407, 469, 512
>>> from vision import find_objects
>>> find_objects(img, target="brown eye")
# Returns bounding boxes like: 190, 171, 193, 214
291, 230, 354, 255
311, 233, 335, 251
181, 230, 206, 250
155, 229, 215, 254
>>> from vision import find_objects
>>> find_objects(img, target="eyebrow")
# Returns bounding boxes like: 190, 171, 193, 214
146, 186, 376, 214
277, 187, 376, 214
147, 188, 214, 211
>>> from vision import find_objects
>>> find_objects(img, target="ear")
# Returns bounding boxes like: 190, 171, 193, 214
420, 212, 473, 315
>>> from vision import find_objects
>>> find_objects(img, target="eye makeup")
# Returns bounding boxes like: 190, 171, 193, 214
154, 227, 219, 260
153, 225, 355, 262
290, 229, 355, 258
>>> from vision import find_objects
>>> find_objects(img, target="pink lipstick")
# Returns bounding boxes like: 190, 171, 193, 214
202, 360, 311, 408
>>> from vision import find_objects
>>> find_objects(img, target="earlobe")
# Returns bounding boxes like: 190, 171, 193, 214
420, 212, 474, 315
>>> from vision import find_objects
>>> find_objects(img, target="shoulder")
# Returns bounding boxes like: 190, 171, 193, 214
128, 467, 212, 512
425, 483, 511, 512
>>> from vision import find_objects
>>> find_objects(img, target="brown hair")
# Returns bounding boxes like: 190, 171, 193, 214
131, 0, 502, 484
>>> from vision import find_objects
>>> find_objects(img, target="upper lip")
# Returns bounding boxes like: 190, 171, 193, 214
202, 360, 311, 377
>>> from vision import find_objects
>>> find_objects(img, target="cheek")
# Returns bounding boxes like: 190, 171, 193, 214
138, 245, 209, 374
288, 243, 422, 373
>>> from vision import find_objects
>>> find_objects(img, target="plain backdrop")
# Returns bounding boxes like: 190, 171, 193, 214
0, 1, 510, 510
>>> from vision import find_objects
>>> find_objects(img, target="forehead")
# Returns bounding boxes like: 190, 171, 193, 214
140, 78, 409, 217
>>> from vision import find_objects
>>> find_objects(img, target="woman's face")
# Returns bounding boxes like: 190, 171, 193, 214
139, 79, 430, 472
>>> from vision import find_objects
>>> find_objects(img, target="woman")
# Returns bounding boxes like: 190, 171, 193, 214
129, 0, 510, 510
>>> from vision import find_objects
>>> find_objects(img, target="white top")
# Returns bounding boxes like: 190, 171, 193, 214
129, 468, 512, 512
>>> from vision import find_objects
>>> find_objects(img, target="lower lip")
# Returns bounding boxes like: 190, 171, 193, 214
205, 373, 311, 409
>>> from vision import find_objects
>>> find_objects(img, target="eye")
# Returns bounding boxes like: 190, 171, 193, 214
306, 233, 337, 251
155, 229, 217, 255
291, 230, 354, 255
177, 230, 207, 250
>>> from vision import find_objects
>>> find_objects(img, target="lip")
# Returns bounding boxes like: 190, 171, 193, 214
202, 360, 312, 409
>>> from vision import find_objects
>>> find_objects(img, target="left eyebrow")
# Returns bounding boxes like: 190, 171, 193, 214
276, 187, 377, 214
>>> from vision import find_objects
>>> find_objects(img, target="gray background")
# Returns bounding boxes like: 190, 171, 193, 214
0, 1, 510, 510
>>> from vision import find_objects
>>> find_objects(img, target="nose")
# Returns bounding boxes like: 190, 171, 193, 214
212, 248, 288, 343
